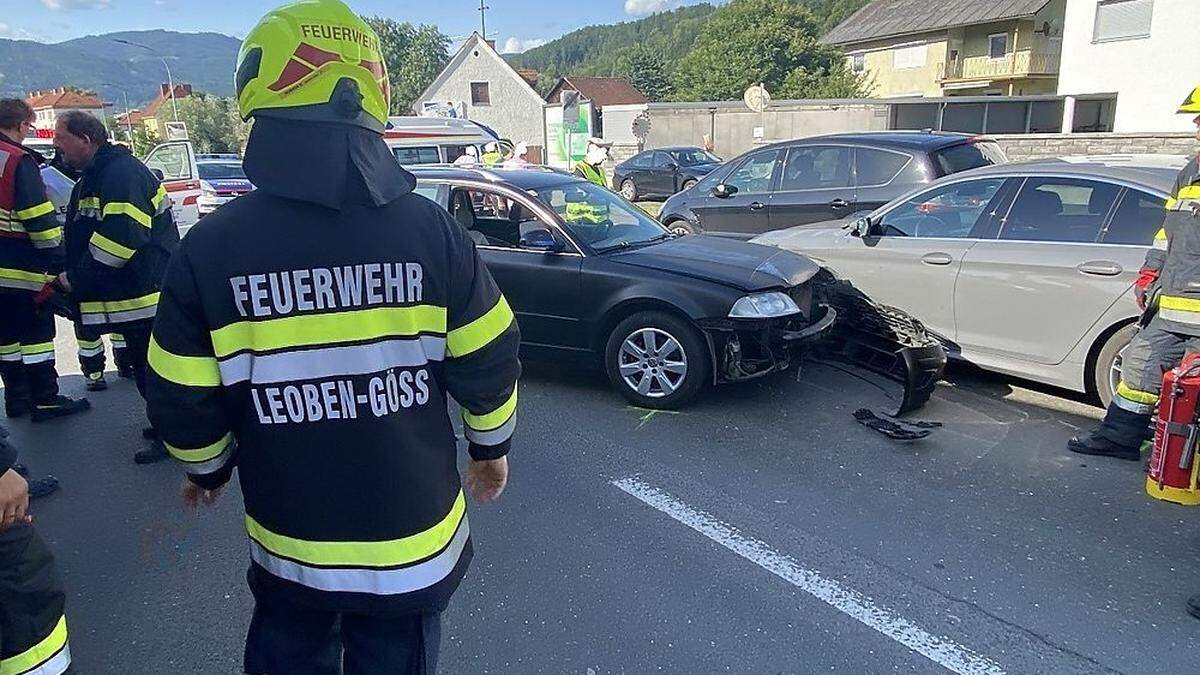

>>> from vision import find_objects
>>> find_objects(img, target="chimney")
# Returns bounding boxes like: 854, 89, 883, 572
485, 39, 496, 50
160, 83, 171, 97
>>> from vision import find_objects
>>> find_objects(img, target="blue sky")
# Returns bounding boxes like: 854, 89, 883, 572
6, 0, 711, 53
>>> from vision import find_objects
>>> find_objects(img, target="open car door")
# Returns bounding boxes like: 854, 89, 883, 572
143, 140, 200, 234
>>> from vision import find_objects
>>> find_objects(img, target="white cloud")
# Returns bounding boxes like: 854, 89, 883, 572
500, 37, 548, 54
624, 0, 682, 16
39, 0, 112, 10
0, 23, 41, 40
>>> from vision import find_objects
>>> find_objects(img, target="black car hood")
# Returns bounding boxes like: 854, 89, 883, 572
607, 235, 820, 292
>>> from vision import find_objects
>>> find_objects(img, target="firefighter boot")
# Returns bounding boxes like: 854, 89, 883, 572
133, 440, 168, 465
1068, 433, 1142, 461
1068, 404, 1150, 461
30, 395, 92, 423
84, 371, 108, 391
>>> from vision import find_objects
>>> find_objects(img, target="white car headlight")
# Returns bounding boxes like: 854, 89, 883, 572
199, 180, 217, 199
728, 291, 800, 319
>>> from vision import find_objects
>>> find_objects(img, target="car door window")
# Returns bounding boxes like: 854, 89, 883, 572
651, 152, 673, 169
393, 146, 441, 165
779, 146, 851, 191
627, 152, 651, 169
877, 178, 1006, 238
723, 150, 780, 195
144, 143, 192, 181
446, 188, 546, 249
855, 148, 912, 187
1102, 188, 1167, 245
1000, 178, 1120, 243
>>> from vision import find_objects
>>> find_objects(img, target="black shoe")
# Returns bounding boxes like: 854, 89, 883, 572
30, 396, 91, 423
84, 372, 108, 391
133, 440, 168, 465
1188, 593, 1200, 620
142, 426, 159, 440
4, 400, 30, 419
1068, 434, 1141, 461
27, 476, 60, 499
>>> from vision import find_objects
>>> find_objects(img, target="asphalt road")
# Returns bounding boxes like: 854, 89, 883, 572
3, 326, 1199, 674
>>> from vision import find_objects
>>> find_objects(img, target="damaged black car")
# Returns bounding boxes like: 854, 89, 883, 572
410, 165, 945, 410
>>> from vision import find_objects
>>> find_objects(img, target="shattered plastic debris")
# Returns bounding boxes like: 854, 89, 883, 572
853, 408, 941, 441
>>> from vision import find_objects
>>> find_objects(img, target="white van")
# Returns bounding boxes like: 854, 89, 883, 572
384, 117, 512, 166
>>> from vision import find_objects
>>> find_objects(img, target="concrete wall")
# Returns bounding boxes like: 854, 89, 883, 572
1058, 0, 1200, 133
994, 132, 1197, 161
644, 101, 890, 159
422, 45, 545, 146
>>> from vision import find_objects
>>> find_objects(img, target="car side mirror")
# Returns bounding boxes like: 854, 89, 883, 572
847, 216, 873, 237
150, 168, 165, 182
519, 227, 563, 253
712, 183, 738, 199
665, 162, 678, 171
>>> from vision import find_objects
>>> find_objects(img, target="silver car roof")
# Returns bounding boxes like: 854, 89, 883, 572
956, 154, 1187, 194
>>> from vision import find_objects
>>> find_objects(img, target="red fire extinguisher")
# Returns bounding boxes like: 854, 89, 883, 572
1148, 354, 1200, 505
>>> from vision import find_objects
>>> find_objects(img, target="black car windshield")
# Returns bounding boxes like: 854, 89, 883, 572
932, 141, 1007, 176
530, 181, 669, 252
672, 149, 721, 166
198, 162, 247, 180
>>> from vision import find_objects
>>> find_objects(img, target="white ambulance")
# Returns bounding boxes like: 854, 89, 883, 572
384, 117, 511, 165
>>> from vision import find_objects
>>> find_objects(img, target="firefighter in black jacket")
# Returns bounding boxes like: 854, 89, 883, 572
0, 99, 89, 421
53, 111, 180, 464
145, 2, 520, 672
0, 425, 71, 675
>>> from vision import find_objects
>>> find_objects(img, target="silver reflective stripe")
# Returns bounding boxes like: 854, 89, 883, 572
0, 353, 20, 363
1153, 238, 1169, 251
18, 644, 72, 675
77, 345, 104, 358
22, 352, 54, 365
31, 236, 62, 250
82, 304, 158, 325
249, 517, 470, 596
1159, 308, 1200, 325
464, 412, 516, 446
178, 440, 235, 476
0, 278, 44, 292
217, 336, 446, 385
88, 243, 128, 269
1113, 394, 1154, 415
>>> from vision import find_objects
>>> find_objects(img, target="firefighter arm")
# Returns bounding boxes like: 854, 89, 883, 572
146, 246, 237, 491
12, 156, 64, 274
442, 217, 522, 461
71, 171, 166, 292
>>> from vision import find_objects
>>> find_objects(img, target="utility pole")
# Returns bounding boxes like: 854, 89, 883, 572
478, 0, 489, 39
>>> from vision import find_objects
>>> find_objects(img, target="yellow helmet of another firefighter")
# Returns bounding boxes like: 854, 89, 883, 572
1179, 84, 1200, 114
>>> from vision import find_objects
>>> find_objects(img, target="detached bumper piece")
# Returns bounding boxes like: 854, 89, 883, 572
853, 409, 941, 441
703, 304, 837, 384
816, 278, 948, 415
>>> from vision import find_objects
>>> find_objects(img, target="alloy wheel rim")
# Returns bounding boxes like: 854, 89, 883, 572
1110, 344, 1127, 400
618, 327, 688, 398
622, 181, 636, 199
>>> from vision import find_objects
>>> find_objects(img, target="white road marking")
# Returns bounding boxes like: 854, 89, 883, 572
612, 476, 1006, 675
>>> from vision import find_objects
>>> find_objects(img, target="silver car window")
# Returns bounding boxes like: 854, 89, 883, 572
1000, 178, 1120, 243
1102, 188, 1167, 246
877, 178, 1006, 238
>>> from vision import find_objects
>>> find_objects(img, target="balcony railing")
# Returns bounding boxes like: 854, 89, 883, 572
939, 51, 1061, 81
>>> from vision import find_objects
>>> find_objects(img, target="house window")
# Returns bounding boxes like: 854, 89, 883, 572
470, 82, 491, 106
1094, 0, 1153, 42
892, 44, 927, 70
850, 53, 866, 74
988, 33, 1008, 59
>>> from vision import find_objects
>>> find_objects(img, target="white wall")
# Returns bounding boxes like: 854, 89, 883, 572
32, 107, 104, 132
599, 103, 648, 145
1058, 0, 1200, 132
422, 42, 544, 146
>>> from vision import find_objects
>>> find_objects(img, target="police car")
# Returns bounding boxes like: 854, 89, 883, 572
196, 156, 255, 218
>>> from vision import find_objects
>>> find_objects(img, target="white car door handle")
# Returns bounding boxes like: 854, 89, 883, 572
1077, 260, 1123, 276
921, 252, 954, 266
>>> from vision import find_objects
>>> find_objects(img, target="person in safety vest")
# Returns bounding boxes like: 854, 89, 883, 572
1069, 89, 1200, 471
145, 2, 520, 672
574, 136, 611, 188
54, 110, 180, 464
0, 99, 90, 422
480, 141, 503, 167
0, 424, 72, 675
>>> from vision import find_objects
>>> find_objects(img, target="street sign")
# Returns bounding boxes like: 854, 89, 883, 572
164, 121, 189, 141
560, 90, 581, 129
743, 84, 771, 113
631, 111, 651, 141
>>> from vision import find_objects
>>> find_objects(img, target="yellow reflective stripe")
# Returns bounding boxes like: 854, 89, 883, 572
90, 232, 135, 260
79, 197, 100, 209
1167, 198, 1179, 210
1160, 295, 1200, 313
464, 388, 517, 431
1178, 185, 1200, 200
76, 337, 103, 349
28, 226, 62, 243
102, 201, 152, 228
447, 296, 514, 358
0, 343, 19, 355
151, 184, 168, 210
0, 268, 53, 284
245, 491, 466, 567
14, 201, 54, 221
210, 305, 447, 359
20, 341, 54, 355
1154, 228, 1167, 241
148, 335, 221, 387
0, 615, 68, 675
1117, 382, 1159, 405
80, 292, 159, 314
167, 432, 233, 463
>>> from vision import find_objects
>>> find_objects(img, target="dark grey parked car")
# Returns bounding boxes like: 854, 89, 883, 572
612, 146, 723, 201
658, 132, 1008, 237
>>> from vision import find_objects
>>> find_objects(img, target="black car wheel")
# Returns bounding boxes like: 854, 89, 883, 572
620, 179, 639, 202
664, 219, 697, 236
605, 311, 709, 409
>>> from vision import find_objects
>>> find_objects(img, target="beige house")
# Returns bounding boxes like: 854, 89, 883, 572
824, 0, 1065, 98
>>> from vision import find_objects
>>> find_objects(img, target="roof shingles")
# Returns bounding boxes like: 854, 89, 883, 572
823, 0, 1051, 46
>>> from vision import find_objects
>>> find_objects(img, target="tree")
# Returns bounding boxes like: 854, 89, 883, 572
623, 46, 672, 102
128, 125, 157, 158
174, 94, 251, 154
363, 16, 450, 115
671, 0, 866, 102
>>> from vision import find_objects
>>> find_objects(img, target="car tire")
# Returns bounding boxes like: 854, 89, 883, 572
680, 179, 697, 192
605, 311, 709, 410
664, 219, 697, 236
621, 179, 639, 202
1094, 323, 1138, 409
